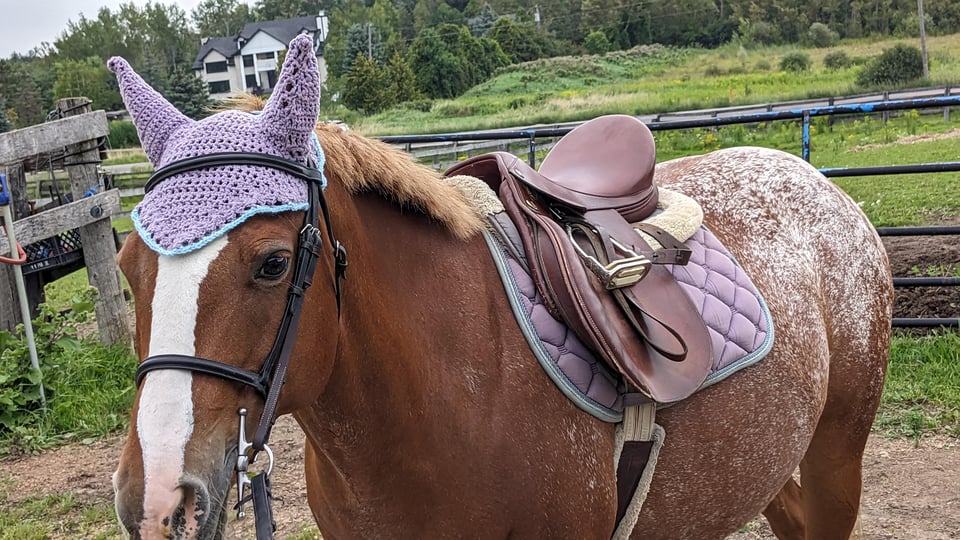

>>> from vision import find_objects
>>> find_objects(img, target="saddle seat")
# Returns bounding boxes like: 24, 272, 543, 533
446, 115, 713, 403
515, 114, 659, 222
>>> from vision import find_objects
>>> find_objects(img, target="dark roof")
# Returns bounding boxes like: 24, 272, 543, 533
193, 16, 320, 69
239, 16, 318, 46
192, 37, 238, 69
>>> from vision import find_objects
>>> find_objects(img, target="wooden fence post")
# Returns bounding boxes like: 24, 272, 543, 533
58, 98, 131, 347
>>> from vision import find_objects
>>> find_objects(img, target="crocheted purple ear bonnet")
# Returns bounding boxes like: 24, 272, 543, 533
108, 34, 325, 255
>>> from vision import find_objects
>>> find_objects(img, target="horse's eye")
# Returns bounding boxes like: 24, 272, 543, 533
257, 255, 289, 280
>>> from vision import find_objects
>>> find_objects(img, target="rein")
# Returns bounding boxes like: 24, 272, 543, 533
133, 151, 347, 539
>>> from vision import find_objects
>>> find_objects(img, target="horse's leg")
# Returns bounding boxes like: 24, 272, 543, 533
795, 414, 868, 539
794, 328, 888, 539
763, 478, 803, 540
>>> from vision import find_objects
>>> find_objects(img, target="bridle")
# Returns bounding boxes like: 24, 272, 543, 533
133, 151, 347, 539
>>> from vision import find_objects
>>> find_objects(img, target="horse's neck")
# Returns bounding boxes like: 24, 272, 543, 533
305, 188, 517, 435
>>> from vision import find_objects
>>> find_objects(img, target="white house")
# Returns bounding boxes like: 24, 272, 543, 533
193, 12, 329, 99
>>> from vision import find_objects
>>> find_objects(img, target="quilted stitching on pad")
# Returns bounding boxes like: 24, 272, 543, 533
668, 227, 769, 371
496, 221, 772, 419
508, 257, 623, 411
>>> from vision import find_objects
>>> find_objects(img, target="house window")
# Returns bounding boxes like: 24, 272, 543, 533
205, 61, 228, 74
208, 80, 231, 94
243, 55, 254, 67
256, 52, 275, 60
245, 74, 258, 88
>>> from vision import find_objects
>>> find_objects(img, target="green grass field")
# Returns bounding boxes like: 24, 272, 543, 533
350, 33, 960, 136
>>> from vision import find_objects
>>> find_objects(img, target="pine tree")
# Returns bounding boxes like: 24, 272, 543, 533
0, 98, 12, 134
342, 53, 391, 114
166, 67, 212, 120
385, 53, 421, 104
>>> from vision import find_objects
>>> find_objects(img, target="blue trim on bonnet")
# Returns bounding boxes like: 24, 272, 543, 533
311, 132, 327, 191
132, 202, 310, 256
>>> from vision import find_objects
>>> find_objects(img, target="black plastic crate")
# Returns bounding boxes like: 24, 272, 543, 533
21, 229, 84, 275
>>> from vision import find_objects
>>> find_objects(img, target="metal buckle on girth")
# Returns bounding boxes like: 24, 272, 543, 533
566, 222, 652, 289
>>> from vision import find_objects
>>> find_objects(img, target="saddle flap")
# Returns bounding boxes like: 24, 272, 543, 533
501, 181, 713, 403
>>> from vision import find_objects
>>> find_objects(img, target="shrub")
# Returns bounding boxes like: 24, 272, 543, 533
754, 59, 772, 71
0, 293, 137, 455
704, 65, 722, 77
401, 99, 433, 112
107, 120, 140, 149
584, 30, 611, 55
738, 19, 781, 47
824, 50, 852, 69
856, 44, 924, 87
779, 52, 811, 73
808, 22, 839, 48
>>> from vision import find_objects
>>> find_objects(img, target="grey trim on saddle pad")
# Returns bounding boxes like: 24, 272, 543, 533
483, 229, 624, 423
482, 218, 776, 423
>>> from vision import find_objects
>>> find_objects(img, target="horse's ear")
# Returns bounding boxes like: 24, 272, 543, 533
258, 34, 320, 164
107, 57, 193, 166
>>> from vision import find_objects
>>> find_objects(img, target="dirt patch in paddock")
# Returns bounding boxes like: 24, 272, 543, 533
0, 417, 957, 539
882, 234, 960, 325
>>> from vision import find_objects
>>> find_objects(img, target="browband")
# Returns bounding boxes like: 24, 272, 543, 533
145, 152, 324, 193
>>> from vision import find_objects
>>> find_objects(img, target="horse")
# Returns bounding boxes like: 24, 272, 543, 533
108, 35, 893, 540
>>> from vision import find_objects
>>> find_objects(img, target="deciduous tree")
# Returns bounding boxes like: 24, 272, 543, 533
192, 0, 255, 38
53, 57, 123, 111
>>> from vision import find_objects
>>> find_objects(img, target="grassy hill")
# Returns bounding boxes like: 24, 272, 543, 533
349, 33, 960, 136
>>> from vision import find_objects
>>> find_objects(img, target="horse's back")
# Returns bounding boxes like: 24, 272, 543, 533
628, 147, 892, 539
656, 146, 892, 341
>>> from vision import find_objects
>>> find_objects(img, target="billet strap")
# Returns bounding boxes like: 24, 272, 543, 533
615, 403, 657, 528
622, 402, 656, 442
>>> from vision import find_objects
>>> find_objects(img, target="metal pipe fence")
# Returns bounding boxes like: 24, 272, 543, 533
382, 96, 960, 328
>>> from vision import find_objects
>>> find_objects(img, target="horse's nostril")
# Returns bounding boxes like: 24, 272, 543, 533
178, 478, 212, 534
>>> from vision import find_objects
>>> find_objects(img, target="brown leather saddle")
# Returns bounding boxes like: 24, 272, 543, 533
446, 115, 713, 403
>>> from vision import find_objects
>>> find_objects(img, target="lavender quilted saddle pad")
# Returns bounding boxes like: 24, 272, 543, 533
482, 220, 775, 423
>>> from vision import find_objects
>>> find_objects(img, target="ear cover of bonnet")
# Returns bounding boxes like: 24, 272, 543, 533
108, 34, 322, 255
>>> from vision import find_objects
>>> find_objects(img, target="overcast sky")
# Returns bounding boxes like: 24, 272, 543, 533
0, 0, 211, 58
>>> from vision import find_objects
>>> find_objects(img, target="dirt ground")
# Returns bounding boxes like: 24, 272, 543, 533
0, 229, 957, 539
0, 416, 958, 539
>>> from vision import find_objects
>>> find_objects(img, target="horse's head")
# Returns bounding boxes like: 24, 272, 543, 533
109, 35, 341, 539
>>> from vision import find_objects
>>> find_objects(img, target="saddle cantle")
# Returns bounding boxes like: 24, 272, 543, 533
447, 115, 713, 403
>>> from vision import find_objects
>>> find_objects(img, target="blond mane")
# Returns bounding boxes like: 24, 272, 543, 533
223, 94, 484, 240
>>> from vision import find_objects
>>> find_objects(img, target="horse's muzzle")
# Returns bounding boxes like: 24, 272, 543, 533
115, 472, 228, 540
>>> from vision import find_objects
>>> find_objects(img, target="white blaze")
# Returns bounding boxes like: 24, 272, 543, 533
138, 236, 228, 525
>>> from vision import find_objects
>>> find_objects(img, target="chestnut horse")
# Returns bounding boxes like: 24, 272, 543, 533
109, 37, 892, 540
